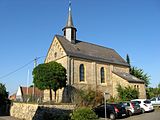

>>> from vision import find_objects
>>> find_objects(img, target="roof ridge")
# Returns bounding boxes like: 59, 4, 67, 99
54, 35, 129, 66
55, 34, 114, 51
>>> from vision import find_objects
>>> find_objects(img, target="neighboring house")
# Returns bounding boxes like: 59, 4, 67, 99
9, 93, 16, 101
44, 3, 146, 102
16, 86, 43, 102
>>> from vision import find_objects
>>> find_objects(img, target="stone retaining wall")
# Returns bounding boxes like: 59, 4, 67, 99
10, 103, 76, 120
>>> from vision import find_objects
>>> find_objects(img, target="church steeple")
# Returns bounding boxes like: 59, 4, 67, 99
62, 0, 77, 44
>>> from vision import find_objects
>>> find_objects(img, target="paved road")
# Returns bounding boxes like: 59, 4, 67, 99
0, 110, 159, 120
122, 110, 160, 120
0, 116, 19, 120
100, 110, 160, 120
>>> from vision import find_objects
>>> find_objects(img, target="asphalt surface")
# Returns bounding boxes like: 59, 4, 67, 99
122, 110, 160, 120
0, 116, 19, 120
0, 110, 159, 120
100, 110, 160, 120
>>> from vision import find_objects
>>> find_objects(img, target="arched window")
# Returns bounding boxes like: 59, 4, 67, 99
79, 64, 85, 82
101, 67, 105, 83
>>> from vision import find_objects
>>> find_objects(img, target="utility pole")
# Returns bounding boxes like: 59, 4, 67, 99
27, 69, 30, 96
32, 57, 37, 100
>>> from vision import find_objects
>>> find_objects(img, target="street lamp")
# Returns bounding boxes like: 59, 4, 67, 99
104, 92, 110, 120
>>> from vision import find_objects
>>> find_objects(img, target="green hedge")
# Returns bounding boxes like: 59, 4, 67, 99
71, 107, 98, 120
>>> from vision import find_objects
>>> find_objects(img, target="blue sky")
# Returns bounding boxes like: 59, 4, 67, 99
0, 0, 160, 94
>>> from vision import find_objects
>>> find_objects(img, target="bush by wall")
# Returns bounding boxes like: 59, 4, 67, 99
71, 107, 98, 120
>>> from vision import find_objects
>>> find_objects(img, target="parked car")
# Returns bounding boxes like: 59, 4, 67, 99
93, 103, 127, 120
120, 101, 142, 116
150, 97, 160, 105
131, 99, 154, 113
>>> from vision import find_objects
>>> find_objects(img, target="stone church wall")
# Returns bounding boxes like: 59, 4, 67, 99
45, 37, 67, 63
130, 83, 146, 99
44, 37, 146, 102
112, 72, 130, 97
112, 73, 146, 99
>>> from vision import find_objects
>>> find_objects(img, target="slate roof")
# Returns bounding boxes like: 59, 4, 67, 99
113, 71, 144, 83
55, 35, 129, 66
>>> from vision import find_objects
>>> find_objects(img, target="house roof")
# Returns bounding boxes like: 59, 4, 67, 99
113, 71, 145, 83
55, 35, 129, 66
9, 93, 16, 100
20, 86, 43, 97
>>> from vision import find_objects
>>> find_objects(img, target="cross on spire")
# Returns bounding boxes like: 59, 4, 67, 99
69, 0, 71, 11
62, 0, 77, 43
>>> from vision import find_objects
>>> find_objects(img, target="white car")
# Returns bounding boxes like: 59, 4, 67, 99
150, 97, 160, 105
131, 99, 154, 113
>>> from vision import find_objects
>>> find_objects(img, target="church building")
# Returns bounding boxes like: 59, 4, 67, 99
44, 2, 146, 102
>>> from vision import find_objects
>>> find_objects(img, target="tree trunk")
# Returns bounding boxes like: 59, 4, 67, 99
54, 90, 56, 102
49, 88, 52, 102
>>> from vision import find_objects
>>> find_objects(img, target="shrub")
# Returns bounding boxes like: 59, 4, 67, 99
71, 107, 98, 120
108, 96, 120, 103
73, 88, 103, 107
117, 84, 139, 101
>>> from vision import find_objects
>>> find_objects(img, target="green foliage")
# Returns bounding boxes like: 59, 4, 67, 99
0, 83, 8, 103
32, 61, 67, 101
0, 83, 10, 115
126, 54, 131, 72
71, 107, 98, 120
126, 54, 150, 87
117, 84, 139, 101
126, 54, 130, 66
130, 67, 150, 87
146, 87, 160, 99
79, 89, 95, 106
108, 96, 121, 103
158, 83, 160, 88
74, 89, 103, 107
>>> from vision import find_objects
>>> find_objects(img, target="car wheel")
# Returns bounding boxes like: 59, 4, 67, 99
128, 110, 132, 116
110, 113, 116, 120
141, 108, 145, 113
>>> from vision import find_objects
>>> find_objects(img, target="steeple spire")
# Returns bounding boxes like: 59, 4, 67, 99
65, 0, 74, 28
62, 0, 77, 44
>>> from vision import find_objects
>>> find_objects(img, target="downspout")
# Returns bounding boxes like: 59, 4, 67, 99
72, 58, 74, 84
95, 62, 97, 94
67, 56, 72, 85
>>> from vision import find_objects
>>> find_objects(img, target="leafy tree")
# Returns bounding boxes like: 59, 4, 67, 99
130, 67, 150, 87
126, 54, 131, 72
158, 83, 160, 88
126, 54, 130, 65
146, 87, 160, 99
0, 83, 8, 103
32, 61, 67, 101
126, 54, 150, 87
117, 84, 139, 101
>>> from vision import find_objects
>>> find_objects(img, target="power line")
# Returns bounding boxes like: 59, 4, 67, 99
0, 56, 46, 80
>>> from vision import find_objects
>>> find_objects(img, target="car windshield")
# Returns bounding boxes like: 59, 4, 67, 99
124, 103, 130, 106
134, 101, 141, 104
144, 100, 151, 104
132, 101, 140, 107
150, 97, 156, 101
